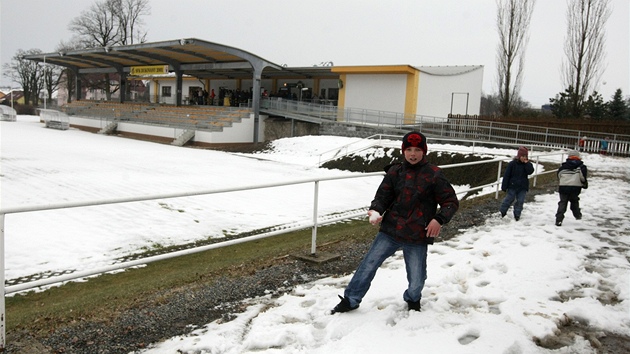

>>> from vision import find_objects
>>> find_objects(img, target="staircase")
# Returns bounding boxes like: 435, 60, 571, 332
172, 130, 195, 146
98, 121, 118, 134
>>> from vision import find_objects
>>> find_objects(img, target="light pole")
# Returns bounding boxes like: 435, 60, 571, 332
450, 92, 470, 116
43, 55, 47, 109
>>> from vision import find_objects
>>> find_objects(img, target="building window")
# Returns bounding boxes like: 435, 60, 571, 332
162, 86, 172, 97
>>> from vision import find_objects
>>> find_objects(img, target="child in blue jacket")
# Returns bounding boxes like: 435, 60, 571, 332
499, 147, 534, 221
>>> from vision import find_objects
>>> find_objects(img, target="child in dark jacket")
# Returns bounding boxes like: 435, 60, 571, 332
331, 131, 459, 314
499, 146, 535, 221
555, 150, 588, 226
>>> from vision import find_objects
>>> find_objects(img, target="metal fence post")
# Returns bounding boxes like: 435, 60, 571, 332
1, 213, 5, 350
496, 160, 503, 199
533, 155, 540, 187
311, 181, 320, 255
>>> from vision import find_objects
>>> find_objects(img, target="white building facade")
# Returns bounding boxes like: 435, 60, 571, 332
333, 65, 483, 121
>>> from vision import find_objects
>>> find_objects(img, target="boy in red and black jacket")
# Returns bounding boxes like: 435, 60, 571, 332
332, 131, 459, 314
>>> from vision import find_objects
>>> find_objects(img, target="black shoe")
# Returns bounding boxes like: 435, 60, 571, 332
331, 295, 358, 314
406, 300, 421, 311
575, 215, 582, 220
500, 211, 506, 218
555, 220, 562, 226
514, 216, 520, 221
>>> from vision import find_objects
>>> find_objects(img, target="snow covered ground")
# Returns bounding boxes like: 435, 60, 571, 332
2, 115, 629, 353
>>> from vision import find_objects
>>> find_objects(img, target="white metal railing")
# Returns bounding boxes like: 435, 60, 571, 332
0, 149, 567, 348
0, 106, 17, 122
260, 97, 630, 156
39, 108, 70, 130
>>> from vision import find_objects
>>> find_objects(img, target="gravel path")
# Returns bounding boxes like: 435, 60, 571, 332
8, 182, 630, 353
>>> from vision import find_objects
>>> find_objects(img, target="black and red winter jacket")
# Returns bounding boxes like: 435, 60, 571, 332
370, 159, 459, 245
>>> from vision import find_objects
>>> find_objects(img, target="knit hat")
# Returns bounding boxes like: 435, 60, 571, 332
401, 131, 427, 154
568, 150, 581, 159
517, 146, 528, 158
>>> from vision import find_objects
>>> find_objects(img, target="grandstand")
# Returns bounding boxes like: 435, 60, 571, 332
24, 38, 483, 145
63, 101, 250, 131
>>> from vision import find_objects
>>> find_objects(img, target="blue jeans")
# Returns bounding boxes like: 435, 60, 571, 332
500, 189, 527, 218
343, 232, 428, 308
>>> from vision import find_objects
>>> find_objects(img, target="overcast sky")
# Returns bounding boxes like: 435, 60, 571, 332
1, 0, 628, 107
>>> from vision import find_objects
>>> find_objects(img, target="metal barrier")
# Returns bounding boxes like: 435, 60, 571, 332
39, 108, 70, 130
260, 98, 630, 156
0, 147, 568, 348
0, 106, 17, 122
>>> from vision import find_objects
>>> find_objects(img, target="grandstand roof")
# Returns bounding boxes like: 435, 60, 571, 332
24, 38, 337, 80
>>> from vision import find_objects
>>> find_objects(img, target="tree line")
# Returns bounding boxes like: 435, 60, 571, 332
490, 0, 628, 121
2, 0, 150, 110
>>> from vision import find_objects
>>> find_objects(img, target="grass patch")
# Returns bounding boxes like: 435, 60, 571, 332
6, 220, 375, 336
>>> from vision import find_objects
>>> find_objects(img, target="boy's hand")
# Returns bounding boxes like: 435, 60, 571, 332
425, 219, 442, 238
368, 210, 382, 225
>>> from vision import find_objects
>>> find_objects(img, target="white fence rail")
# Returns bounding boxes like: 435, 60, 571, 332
39, 108, 70, 130
0, 106, 17, 122
260, 98, 630, 157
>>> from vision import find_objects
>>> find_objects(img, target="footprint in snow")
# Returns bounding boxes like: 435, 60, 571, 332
458, 329, 480, 345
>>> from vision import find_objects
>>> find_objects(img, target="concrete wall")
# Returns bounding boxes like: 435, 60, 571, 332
194, 114, 259, 144
320, 121, 405, 138
69, 114, 260, 144
264, 117, 320, 141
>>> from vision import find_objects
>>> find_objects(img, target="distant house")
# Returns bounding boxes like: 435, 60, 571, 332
1, 90, 25, 105
57, 72, 148, 105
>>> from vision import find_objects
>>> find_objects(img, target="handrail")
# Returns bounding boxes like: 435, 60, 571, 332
1, 153, 560, 291
260, 97, 630, 156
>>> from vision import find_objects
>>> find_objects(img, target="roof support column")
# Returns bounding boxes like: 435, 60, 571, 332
118, 70, 127, 103
75, 72, 82, 101
250, 60, 267, 143
251, 69, 262, 143
175, 70, 183, 107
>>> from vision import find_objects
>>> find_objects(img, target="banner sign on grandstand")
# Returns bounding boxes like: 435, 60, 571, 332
130, 65, 169, 76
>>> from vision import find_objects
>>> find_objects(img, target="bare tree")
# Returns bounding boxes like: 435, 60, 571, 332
68, 0, 120, 48
562, 0, 611, 118
55, 39, 86, 103
42, 64, 63, 105
114, 0, 150, 45
2, 49, 44, 106
67, 0, 150, 100
69, 0, 120, 100
68, 0, 150, 47
495, 0, 536, 117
